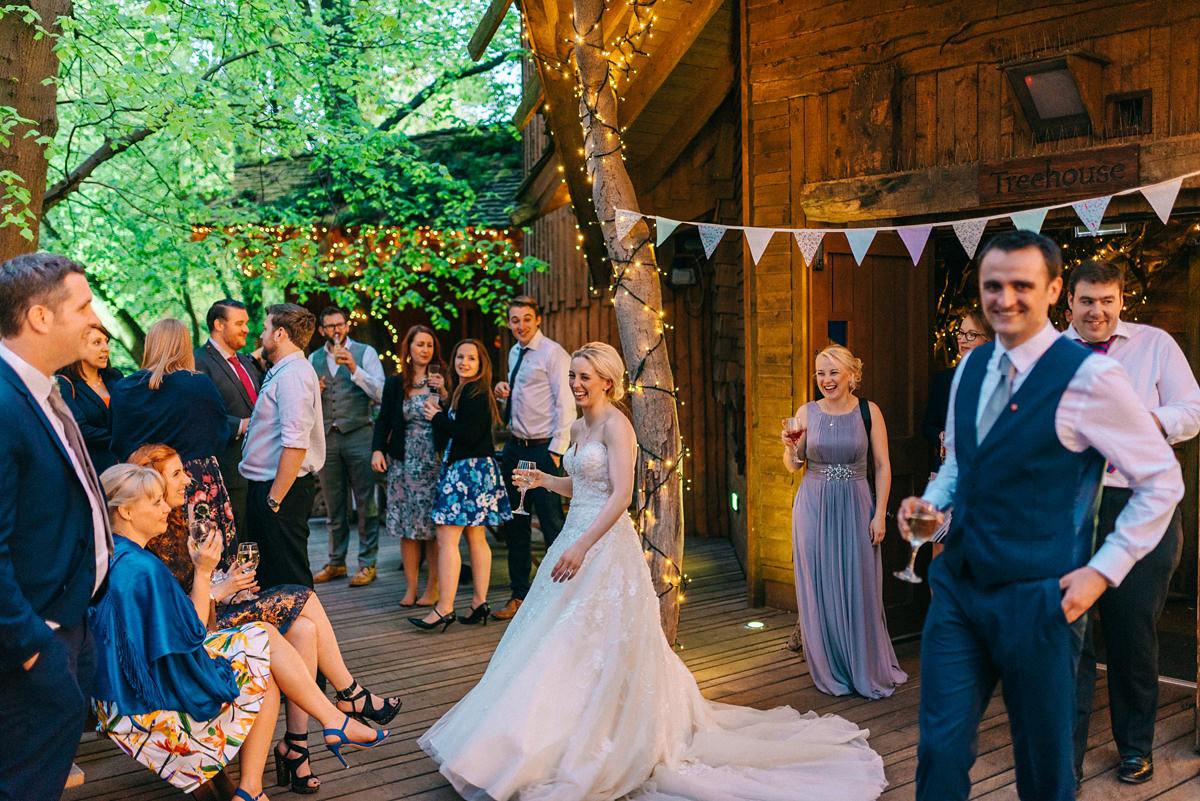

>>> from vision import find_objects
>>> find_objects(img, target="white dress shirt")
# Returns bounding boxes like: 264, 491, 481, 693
239, 351, 325, 481
0, 342, 109, 597
924, 321, 1183, 586
316, 337, 384, 404
506, 329, 576, 454
1063, 320, 1200, 490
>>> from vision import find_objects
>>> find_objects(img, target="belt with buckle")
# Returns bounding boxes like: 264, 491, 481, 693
512, 437, 552, 448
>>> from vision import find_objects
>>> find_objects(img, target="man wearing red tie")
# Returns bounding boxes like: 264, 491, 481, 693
194, 299, 263, 540
1066, 260, 1200, 785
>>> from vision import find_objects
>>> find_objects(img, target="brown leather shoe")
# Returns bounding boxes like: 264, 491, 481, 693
313, 564, 347, 583
491, 598, 522, 620
349, 566, 376, 587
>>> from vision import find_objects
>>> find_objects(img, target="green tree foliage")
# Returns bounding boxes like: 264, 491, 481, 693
3, 0, 532, 362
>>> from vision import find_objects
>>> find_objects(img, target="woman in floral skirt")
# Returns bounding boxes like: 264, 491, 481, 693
372, 325, 447, 607
409, 339, 511, 631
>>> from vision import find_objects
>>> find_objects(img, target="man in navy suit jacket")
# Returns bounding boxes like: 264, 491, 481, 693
0, 252, 113, 800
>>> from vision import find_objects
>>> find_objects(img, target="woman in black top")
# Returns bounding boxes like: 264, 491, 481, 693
409, 339, 512, 631
56, 323, 124, 472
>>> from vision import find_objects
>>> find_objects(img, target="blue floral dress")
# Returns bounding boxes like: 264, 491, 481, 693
431, 407, 512, 527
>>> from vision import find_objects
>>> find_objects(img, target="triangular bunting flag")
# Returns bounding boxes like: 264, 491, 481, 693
1141, 178, 1182, 224
792, 230, 825, 267
896, 226, 932, 265
743, 228, 775, 265
1072, 196, 1111, 234
656, 217, 681, 247
952, 218, 990, 258
1009, 208, 1048, 233
844, 229, 877, 266
614, 208, 641, 242
697, 224, 727, 258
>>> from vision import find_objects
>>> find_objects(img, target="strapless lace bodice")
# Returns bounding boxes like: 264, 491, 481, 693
563, 439, 612, 504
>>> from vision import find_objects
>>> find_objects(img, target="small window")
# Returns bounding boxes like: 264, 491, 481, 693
1106, 90, 1151, 136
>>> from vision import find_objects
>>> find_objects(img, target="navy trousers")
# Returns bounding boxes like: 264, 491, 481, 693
917, 558, 1086, 801
499, 440, 565, 600
0, 624, 94, 801
1073, 490, 1182, 769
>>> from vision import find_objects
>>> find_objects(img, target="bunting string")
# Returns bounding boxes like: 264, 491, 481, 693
617, 169, 1200, 267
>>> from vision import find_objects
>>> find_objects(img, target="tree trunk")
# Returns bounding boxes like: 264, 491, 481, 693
574, 0, 686, 643
0, 0, 69, 261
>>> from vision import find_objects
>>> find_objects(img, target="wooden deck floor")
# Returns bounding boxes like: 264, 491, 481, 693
65, 534, 1199, 800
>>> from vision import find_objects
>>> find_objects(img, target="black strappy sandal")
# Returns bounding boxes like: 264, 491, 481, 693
335, 680, 403, 725
274, 732, 320, 794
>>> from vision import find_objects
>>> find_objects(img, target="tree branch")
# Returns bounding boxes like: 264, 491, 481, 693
376, 50, 516, 132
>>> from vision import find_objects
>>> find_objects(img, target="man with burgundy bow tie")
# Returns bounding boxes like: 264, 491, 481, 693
1065, 260, 1200, 786
195, 299, 263, 540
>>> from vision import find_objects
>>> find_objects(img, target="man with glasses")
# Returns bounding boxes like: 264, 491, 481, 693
309, 307, 385, 587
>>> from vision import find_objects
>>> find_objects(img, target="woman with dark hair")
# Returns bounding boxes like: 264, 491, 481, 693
129, 443, 402, 794
372, 325, 448, 607
409, 339, 511, 631
56, 323, 124, 472
110, 317, 236, 550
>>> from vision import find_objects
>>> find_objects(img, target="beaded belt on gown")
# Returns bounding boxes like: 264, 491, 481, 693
806, 461, 865, 481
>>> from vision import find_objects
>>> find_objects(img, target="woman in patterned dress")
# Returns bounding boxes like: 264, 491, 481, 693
92, 464, 390, 801
372, 325, 447, 607
409, 339, 512, 630
129, 443, 401, 794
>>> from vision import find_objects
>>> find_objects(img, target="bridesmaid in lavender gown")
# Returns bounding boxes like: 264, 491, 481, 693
783, 344, 907, 698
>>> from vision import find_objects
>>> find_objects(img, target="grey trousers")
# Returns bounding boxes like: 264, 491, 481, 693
321, 425, 380, 568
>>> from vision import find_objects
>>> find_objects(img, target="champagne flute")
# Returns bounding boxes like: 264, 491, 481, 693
894, 504, 940, 584
782, 417, 805, 464
236, 542, 260, 601
512, 460, 537, 515
427, 363, 442, 391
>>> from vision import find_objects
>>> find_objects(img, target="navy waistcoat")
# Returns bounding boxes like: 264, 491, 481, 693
942, 338, 1104, 587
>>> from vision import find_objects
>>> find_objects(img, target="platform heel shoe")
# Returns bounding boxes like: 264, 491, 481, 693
459, 602, 490, 625
335, 680, 402, 725
408, 608, 456, 631
323, 715, 390, 768
273, 732, 320, 794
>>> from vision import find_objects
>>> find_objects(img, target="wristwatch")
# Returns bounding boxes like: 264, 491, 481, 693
267, 496, 280, 512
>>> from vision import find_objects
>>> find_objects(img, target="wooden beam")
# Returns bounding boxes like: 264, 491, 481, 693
632, 61, 736, 194
468, 0, 515, 61
511, 70, 544, 130
1188, 243, 1200, 748
618, 0, 727, 130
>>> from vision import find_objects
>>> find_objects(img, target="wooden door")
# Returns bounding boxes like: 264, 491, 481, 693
811, 232, 934, 637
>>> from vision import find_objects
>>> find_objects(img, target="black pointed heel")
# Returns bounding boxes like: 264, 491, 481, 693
273, 732, 320, 794
335, 679, 402, 725
459, 602, 490, 625
408, 609, 456, 631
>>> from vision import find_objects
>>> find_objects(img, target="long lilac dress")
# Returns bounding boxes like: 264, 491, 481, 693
792, 401, 907, 698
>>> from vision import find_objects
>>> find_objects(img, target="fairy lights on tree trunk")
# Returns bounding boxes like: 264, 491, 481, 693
573, 0, 686, 642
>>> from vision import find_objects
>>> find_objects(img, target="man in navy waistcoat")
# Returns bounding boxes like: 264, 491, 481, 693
898, 231, 1183, 801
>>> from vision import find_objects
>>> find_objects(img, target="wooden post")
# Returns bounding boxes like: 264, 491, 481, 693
574, 0, 685, 642
1188, 241, 1200, 750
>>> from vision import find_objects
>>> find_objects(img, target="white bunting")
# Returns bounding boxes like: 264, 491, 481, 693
614, 208, 641, 242
743, 228, 775, 265
844, 229, 877, 265
1009, 208, 1048, 233
697, 224, 727, 258
656, 217, 681, 247
896, 226, 932, 265
1141, 178, 1182, 224
1072, 196, 1111, 234
952, 217, 990, 258
793, 230, 825, 267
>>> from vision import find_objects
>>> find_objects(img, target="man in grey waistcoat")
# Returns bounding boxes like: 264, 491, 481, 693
309, 306, 385, 587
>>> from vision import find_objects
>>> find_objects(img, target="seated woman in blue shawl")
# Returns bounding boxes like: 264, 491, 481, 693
91, 464, 390, 801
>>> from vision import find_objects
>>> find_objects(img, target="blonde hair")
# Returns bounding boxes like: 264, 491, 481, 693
815, 344, 864, 390
99, 463, 165, 524
572, 342, 626, 402
141, 318, 195, 390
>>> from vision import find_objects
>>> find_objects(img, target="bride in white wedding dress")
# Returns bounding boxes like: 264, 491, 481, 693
419, 342, 887, 801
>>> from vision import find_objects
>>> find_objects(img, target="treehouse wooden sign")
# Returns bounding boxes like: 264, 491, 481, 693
979, 145, 1140, 206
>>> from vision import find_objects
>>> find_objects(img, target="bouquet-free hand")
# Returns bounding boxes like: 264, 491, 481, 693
188, 527, 222, 573
371, 450, 387, 473
897, 497, 945, 543
210, 563, 260, 603
493, 380, 511, 400
869, 514, 886, 546
551, 542, 588, 582
422, 395, 441, 421
513, 465, 545, 489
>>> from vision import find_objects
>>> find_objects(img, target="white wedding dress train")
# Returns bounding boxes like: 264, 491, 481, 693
419, 441, 887, 801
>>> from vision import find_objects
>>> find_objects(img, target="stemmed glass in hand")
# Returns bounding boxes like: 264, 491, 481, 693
512, 460, 537, 515
894, 501, 941, 584
782, 417, 805, 464
236, 541, 260, 601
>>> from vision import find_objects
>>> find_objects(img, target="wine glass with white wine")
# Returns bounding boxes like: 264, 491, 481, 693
236, 541, 260, 601
512, 460, 537, 515
894, 503, 941, 584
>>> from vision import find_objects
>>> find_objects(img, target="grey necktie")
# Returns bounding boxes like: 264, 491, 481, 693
48, 382, 112, 589
977, 352, 1013, 444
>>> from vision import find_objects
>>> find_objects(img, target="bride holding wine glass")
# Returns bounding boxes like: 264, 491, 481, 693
419, 342, 888, 801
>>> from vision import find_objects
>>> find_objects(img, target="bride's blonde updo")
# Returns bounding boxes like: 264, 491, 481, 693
572, 342, 626, 402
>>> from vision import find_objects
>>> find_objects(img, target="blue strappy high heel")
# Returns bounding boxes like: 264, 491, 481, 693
233, 789, 264, 801
323, 715, 389, 767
